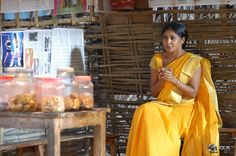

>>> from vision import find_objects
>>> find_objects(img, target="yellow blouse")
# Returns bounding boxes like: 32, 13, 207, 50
149, 52, 201, 105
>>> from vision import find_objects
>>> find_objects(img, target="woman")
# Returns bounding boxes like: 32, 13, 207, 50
3, 35, 12, 66
10, 33, 22, 67
126, 22, 222, 156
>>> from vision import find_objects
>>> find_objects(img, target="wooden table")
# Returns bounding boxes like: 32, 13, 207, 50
0, 108, 110, 156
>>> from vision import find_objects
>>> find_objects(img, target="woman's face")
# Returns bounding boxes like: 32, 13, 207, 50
162, 29, 184, 53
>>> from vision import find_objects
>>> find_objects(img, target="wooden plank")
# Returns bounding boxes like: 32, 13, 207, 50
15, 13, 20, 27
0, 108, 110, 156
0, 135, 93, 151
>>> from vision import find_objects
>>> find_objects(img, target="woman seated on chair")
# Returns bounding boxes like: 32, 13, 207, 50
126, 22, 222, 156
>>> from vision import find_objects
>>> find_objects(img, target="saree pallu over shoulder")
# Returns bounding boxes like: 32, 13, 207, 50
181, 57, 222, 156
157, 53, 201, 105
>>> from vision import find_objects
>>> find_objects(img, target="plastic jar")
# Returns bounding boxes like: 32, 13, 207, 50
56, 67, 75, 85
56, 67, 80, 111
0, 76, 14, 111
75, 76, 94, 109
56, 67, 75, 96
37, 77, 65, 112
8, 68, 37, 112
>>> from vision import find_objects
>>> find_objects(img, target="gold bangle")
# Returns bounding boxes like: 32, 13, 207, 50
176, 79, 180, 86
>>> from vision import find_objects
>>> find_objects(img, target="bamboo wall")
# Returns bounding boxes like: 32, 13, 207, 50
1, 3, 236, 155
86, 5, 236, 155
0, 13, 93, 29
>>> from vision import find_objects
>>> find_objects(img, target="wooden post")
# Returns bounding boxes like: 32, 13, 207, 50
15, 12, 20, 27
93, 112, 106, 156
47, 119, 60, 156
0, 13, 3, 156
194, 6, 200, 20
34, 11, 39, 27
219, 4, 227, 18
98, 0, 104, 10
71, 13, 76, 25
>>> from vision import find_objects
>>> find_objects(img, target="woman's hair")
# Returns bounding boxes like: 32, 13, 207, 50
161, 22, 188, 48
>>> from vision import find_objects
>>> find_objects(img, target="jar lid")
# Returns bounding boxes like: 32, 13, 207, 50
0, 75, 14, 80
57, 67, 74, 73
75, 76, 91, 82
36, 77, 63, 82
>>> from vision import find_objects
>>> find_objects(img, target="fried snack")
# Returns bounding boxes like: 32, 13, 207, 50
78, 93, 94, 109
9, 93, 37, 112
64, 93, 81, 111
41, 95, 65, 112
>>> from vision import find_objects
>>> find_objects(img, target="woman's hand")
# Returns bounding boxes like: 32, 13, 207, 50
158, 66, 202, 98
159, 67, 176, 84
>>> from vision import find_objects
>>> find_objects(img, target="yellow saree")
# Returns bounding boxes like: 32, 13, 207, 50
126, 52, 222, 156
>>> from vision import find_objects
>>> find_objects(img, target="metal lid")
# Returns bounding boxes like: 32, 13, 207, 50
57, 67, 74, 73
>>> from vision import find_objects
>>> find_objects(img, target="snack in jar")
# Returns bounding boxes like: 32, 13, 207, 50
56, 67, 80, 111
36, 77, 65, 112
8, 68, 37, 112
0, 76, 14, 111
75, 76, 94, 109
64, 92, 81, 111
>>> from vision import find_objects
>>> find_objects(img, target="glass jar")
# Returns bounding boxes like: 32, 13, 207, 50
75, 76, 94, 109
37, 77, 65, 112
0, 76, 14, 111
56, 67, 75, 85
11, 68, 34, 92
8, 69, 37, 112
57, 67, 80, 111
56, 67, 75, 96
63, 88, 81, 111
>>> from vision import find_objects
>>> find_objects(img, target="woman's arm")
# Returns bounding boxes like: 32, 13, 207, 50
177, 67, 201, 98
160, 67, 202, 98
150, 68, 165, 97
